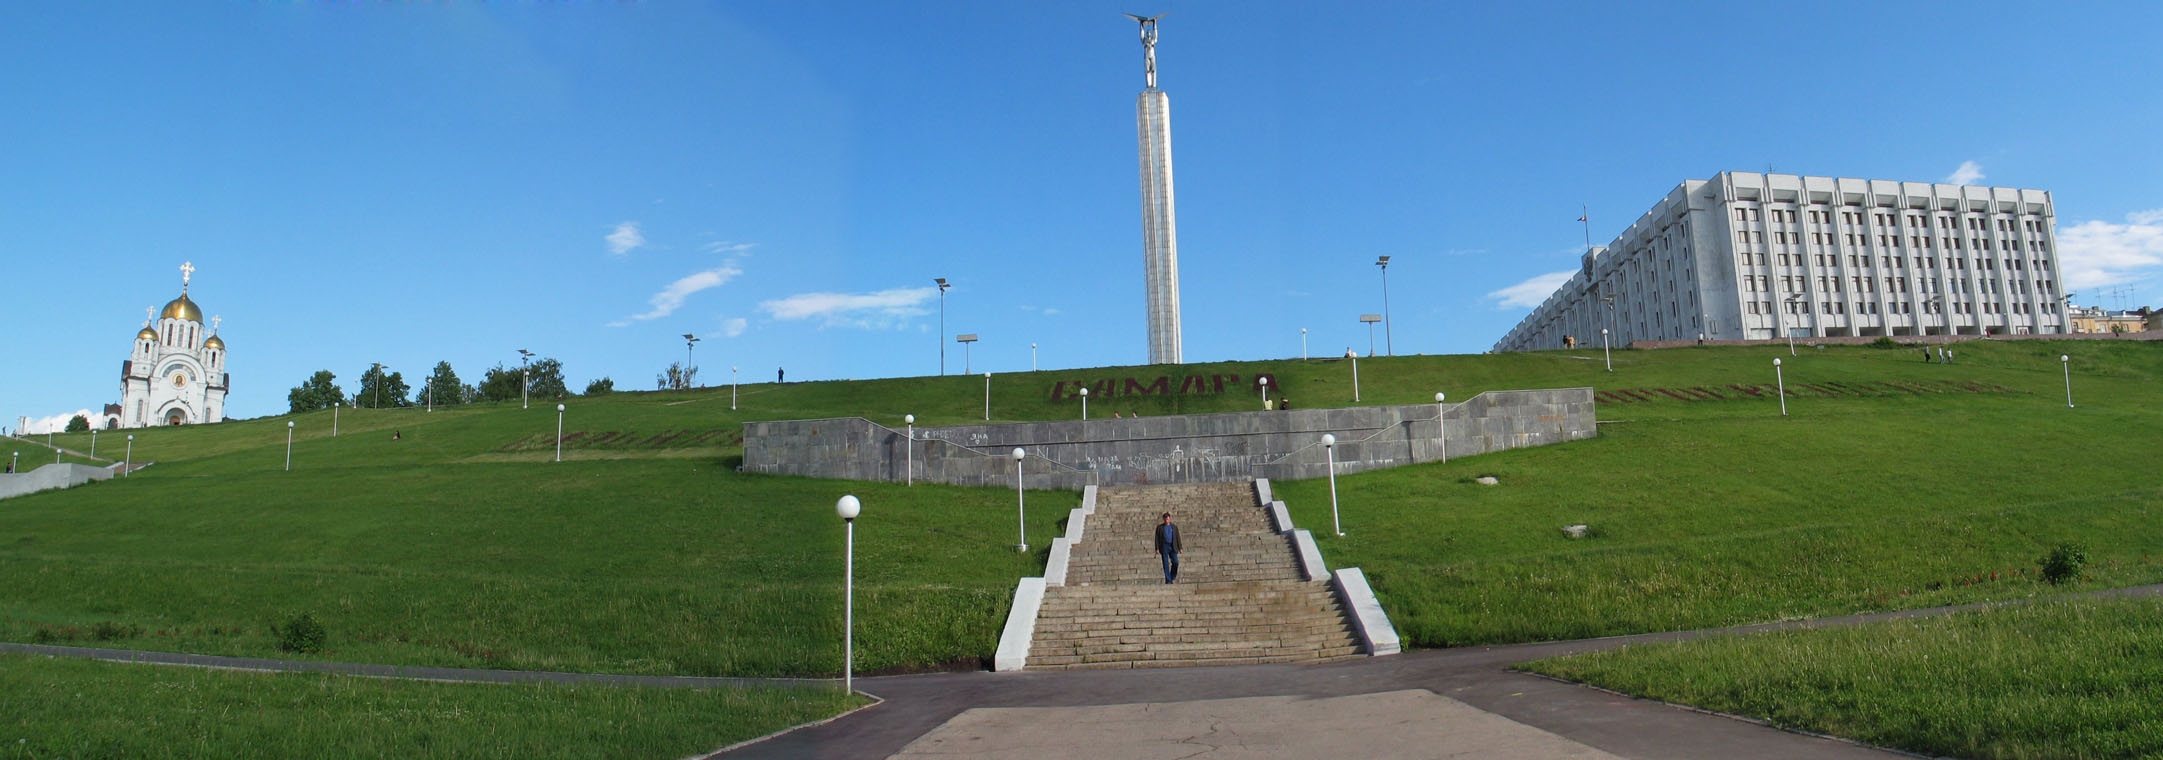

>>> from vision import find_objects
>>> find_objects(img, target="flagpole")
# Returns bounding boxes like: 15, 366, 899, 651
1581, 204, 1591, 250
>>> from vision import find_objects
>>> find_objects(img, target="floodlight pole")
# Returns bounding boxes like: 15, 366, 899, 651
372, 362, 385, 408
684, 334, 700, 389
2062, 355, 2074, 408
1376, 256, 1394, 356
555, 404, 566, 462
935, 277, 950, 375
1773, 358, 1787, 416
1322, 434, 1342, 536
1011, 448, 1028, 553
835, 495, 861, 695
519, 349, 534, 409
904, 414, 915, 486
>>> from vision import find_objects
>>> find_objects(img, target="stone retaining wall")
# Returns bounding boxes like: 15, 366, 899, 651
0, 463, 116, 500
741, 388, 1595, 489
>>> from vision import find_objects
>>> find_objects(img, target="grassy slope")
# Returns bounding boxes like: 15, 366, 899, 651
1274, 339, 2163, 647
4, 340, 2159, 679
2, 435, 109, 470
0, 653, 865, 760
1520, 596, 2163, 759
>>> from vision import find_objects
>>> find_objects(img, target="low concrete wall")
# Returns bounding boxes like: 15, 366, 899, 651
0, 463, 115, 500
742, 388, 1595, 489
1631, 330, 2163, 350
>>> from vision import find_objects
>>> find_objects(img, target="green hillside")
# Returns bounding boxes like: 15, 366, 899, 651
5, 339, 2160, 680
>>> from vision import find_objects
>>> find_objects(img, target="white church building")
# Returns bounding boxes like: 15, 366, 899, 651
117, 263, 229, 428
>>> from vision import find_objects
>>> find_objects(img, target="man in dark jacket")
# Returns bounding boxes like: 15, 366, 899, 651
1154, 512, 1181, 584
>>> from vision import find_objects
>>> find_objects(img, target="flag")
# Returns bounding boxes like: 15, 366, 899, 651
1577, 215, 1586, 222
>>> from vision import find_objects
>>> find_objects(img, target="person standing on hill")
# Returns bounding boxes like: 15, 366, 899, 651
1154, 512, 1182, 584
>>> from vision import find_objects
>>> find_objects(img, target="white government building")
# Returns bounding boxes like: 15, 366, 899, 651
116, 263, 230, 428
1494, 172, 2065, 352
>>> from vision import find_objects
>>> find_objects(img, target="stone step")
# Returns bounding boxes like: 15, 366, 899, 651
1026, 646, 1366, 669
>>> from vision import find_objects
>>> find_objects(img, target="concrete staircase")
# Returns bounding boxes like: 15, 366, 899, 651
1027, 482, 1363, 669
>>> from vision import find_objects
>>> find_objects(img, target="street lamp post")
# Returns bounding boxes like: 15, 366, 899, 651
1351, 352, 1361, 403
518, 349, 534, 409
1786, 294, 1805, 355
1375, 256, 1394, 356
124, 435, 133, 476
1773, 358, 1788, 416
372, 363, 387, 408
1259, 376, 1270, 409
1322, 434, 1343, 536
1300, 327, 1308, 360
731, 366, 740, 410
935, 277, 950, 375
1434, 392, 1448, 463
1601, 328, 1612, 372
835, 494, 861, 695
1031, 343, 1038, 372
683, 334, 701, 389
285, 421, 295, 471
903, 414, 915, 486
555, 404, 566, 462
2062, 355, 2075, 408
1078, 387, 1089, 420
90, 430, 96, 458
1011, 448, 1028, 553
1360, 314, 1382, 357
7, 451, 13, 474
957, 334, 979, 375
332, 402, 340, 437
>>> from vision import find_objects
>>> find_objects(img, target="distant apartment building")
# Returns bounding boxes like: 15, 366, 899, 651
2067, 305, 2150, 334
1493, 172, 2065, 352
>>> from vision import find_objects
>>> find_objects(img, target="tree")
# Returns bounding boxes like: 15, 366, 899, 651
527, 358, 569, 400
65, 415, 90, 433
355, 364, 411, 408
656, 361, 698, 390
423, 361, 462, 407
478, 364, 522, 402
287, 371, 342, 413
585, 377, 615, 395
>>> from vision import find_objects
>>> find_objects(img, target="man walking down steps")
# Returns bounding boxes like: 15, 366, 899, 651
1155, 512, 1182, 584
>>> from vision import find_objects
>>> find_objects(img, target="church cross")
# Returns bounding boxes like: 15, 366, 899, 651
144, 306, 154, 325
179, 261, 195, 288
211, 315, 221, 334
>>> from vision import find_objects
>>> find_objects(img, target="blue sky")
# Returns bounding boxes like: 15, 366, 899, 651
6, 1, 2161, 431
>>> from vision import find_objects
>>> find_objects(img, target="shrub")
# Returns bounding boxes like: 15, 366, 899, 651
585, 377, 615, 395
2039, 543, 2089, 585
276, 612, 327, 653
1868, 336, 1901, 349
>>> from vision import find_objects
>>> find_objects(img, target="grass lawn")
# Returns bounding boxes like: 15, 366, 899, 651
2, 435, 109, 470
1519, 595, 2163, 759
3, 338, 2158, 681
1273, 339, 2163, 648
0, 653, 864, 760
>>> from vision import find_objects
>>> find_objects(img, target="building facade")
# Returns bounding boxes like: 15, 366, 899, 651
2066, 306, 2148, 334
1131, 15, 1183, 364
1494, 172, 2065, 352
119, 264, 229, 427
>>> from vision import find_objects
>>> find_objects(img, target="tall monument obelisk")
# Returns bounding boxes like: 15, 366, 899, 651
1129, 13, 1182, 364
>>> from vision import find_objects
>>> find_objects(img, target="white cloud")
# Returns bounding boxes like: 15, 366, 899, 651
721, 317, 748, 338
606, 221, 645, 256
759, 287, 938, 328
17, 409, 104, 435
622, 260, 745, 322
1945, 160, 1985, 185
2056, 209, 2163, 291
1486, 269, 1576, 310
703, 241, 756, 255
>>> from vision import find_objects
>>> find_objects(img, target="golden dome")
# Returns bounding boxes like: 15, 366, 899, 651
204, 335, 224, 350
137, 327, 158, 341
160, 293, 203, 323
